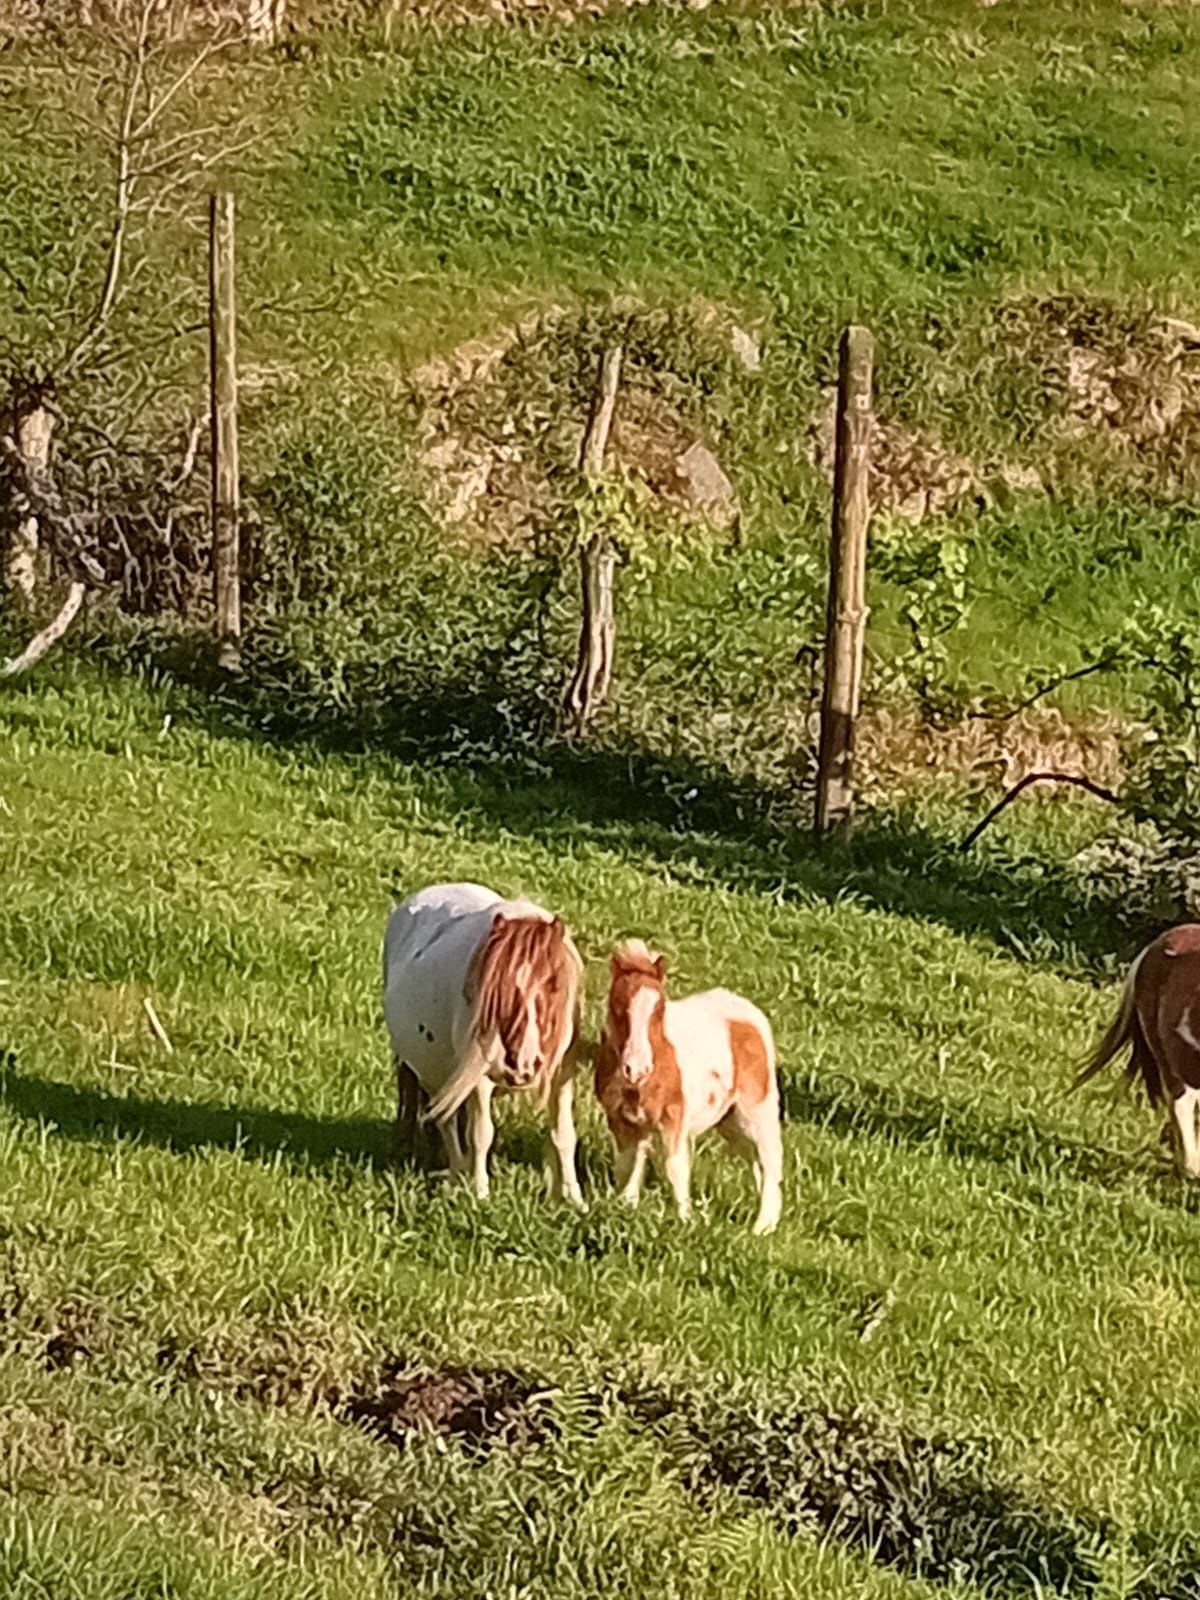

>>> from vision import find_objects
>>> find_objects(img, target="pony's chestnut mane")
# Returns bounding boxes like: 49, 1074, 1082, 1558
468, 913, 581, 1091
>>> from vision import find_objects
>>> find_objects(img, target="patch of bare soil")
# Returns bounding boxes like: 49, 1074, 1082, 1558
162, 1320, 552, 1453
341, 1361, 549, 1450
1001, 295, 1200, 489
410, 301, 750, 544
39, 1297, 125, 1370
808, 393, 986, 525
858, 703, 1127, 799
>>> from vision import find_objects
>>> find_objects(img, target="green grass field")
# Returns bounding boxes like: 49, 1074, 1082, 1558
1, 664, 1198, 1599
4, 0, 1200, 1594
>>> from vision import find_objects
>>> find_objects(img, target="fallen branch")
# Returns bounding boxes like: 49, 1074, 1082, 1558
0, 581, 86, 678
959, 770, 1121, 853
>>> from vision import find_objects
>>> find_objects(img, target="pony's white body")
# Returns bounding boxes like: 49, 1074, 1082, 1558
382, 882, 583, 1203
384, 883, 534, 1092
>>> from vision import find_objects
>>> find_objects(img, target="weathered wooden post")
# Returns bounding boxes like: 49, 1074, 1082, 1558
814, 324, 874, 837
209, 191, 241, 670
563, 345, 623, 735
4, 379, 56, 607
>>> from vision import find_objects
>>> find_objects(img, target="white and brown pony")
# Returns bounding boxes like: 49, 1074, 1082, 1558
383, 883, 584, 1202
595, 940, 783, 1234
1076, 923, 1200, 1177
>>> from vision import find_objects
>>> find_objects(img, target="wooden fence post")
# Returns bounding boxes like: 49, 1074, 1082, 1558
209, 191, 241, 670
4, 381, 56, 608
563, 345, 623, 735
814, 324, 874, 837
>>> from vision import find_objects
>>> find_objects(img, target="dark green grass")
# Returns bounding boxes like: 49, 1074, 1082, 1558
256, 0, 1200, 704
287, 2, 1197, 353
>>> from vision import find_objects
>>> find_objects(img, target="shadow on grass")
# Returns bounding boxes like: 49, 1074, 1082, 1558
0, 1051, 613, 1188
143, 641, 1163, 979
0, 1050, 391, 1169
784, 1069, 1177, 1198
17, 635, 1169, 981
1, 1049, 1184, 1214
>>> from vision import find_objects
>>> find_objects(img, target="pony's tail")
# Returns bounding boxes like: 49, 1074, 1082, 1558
425, 1044, 489, 1124
1073, 948, 1146, 1092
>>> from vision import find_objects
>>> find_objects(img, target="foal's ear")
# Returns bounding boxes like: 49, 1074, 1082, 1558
653, 954, 666, 981
491, 910, 507, 931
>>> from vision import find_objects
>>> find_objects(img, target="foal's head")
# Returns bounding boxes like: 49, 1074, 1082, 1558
605, 940, 668, 1084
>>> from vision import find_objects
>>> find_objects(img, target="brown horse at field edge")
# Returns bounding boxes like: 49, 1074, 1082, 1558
1076, 924, 1200, 1177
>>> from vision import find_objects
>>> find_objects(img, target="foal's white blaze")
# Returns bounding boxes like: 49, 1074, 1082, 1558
622, 986, 659, 1081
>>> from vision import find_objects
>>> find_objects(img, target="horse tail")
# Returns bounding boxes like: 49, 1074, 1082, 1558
1073, 946, 1148, 1093
425, 1042, 489, 1124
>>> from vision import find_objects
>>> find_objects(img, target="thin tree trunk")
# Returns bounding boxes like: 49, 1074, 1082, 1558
814, 325, 874, 837
563, 345, 622, 735
1, 582, 85, 678
209, 191, 241, 669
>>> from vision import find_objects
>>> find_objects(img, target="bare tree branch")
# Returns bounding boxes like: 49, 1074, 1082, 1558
960, 771, 1121, 853
0, 582, 85, 678
967, 659, 1118, 724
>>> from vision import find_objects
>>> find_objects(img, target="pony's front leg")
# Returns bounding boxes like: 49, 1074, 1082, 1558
613, 1133, 650, 1206
469, 1078, 496, 1200
548, 1071, 584, 1207
663, 1132, 692, 1222
393, 1057, 419, 1164
439, 1109, 468, 1177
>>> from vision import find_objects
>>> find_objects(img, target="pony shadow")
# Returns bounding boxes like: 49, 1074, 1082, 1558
0, 1054, 600, 1187
0, 1054, 391, 1171
785, 1069, 1186, 1200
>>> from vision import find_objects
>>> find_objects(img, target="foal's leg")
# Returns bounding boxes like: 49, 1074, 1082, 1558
548, 1069, 584, 1208
662, 1131, 692, 1222
469, 1078, 496, 1200
1173, 1087, 1200, 1179
748, 1102, 783, 1235
613, 1133, 651, 1205
717, 1113, 764, 1207
719, 1101, 783, 1234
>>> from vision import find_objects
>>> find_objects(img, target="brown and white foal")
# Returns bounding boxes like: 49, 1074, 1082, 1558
595, 941, 783, 1233
1077, 923, 1200, 1176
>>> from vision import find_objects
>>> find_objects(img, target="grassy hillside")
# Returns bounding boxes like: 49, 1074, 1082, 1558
3, 0, 1199, 744
3, 663, 1200, 1600
3, 3, 1200, 1594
